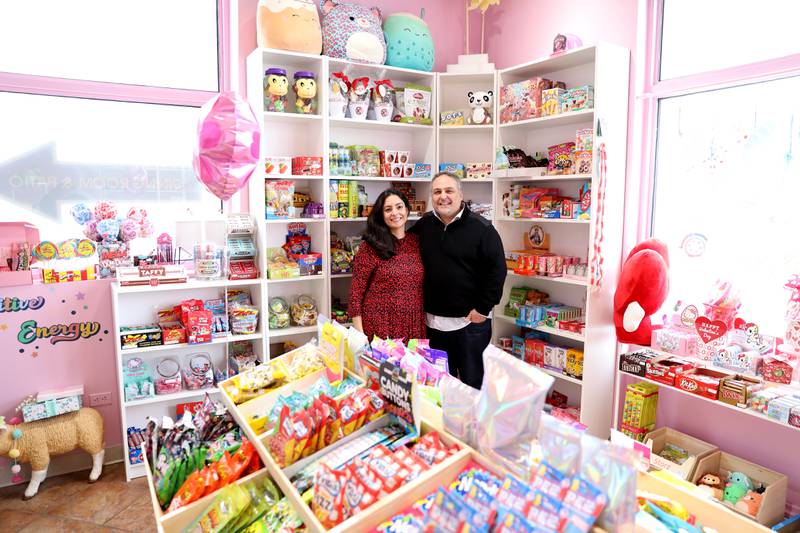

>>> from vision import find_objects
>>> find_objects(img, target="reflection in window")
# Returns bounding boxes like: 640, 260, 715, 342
652, 76, 800, 333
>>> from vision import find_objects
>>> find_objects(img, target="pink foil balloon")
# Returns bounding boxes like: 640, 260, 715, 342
193, 92, 261, 202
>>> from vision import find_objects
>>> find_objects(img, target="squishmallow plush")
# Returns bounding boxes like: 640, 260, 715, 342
383, 11, 434, 71
320, 0, 386, 64
257, 0, 322, 54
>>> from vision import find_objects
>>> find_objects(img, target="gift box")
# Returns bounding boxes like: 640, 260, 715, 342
762, 345, 797, 384
651, 327, 697, 357
645, 355, 695, 386
291, 156, 323, 176
120, 325, 163, 350
767, 396, 800, 423
619, 350, 657, 377
789, 406, 800, 428
695, 335, 728, 361
712, 345, 763, 376
21, 386, 85, 422
718, 375, 764, 408
676, 367, 733, 400
264, 156, 291, 176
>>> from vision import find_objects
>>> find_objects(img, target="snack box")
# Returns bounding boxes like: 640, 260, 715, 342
159, 322, 187, 345
676, 367, 733, 400
645, 355, 695, 386
264, 155, 291, 176
560, 85, 594, 113
291, 252, 323, 276
438, 162, 465, 179
718, 375, 764, 408
440, 110, 465, 126
465, 162, 492, 179
292, 156, 323, 176
413, 163, 432, 178
120, 325, 163, 350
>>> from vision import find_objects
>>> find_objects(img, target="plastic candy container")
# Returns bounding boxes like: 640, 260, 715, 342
269, 297, 291, 329
290, 294, 318, 326
154, 356, 183, 395
194, 243, 225, 280
264, 67, 289, 113
182, 353, 215, 390
293, 71, 317, 114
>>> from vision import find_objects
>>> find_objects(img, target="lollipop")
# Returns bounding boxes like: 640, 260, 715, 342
57, 240, 78, 259
119, 218, 139, 241
96, 218, 121, 241
70, 203, 93, 225
127, 207, 148, 224
76, 239, 97, 257
94, 201, 118, 221
83, 219, 101, 241
34, 241, 58, 261
138, 220, 154, 238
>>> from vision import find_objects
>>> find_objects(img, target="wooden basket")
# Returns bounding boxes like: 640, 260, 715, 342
643, 427, 718, 480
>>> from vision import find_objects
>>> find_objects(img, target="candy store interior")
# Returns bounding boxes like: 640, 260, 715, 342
1, 1, 799, 532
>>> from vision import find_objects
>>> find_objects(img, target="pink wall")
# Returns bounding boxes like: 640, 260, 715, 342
0, 280, 121, 456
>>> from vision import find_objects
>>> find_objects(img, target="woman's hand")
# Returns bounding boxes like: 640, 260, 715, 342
352, 316, 364, 333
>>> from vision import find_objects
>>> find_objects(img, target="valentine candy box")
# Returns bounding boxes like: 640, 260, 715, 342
645, 355, 695, 386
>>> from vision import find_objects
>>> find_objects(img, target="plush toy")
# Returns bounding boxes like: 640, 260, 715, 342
256, 0, 322, 54
383, 11, 434, 71
696, 472, 725, 500
467, 90, 493, 125
723, 482, 748, 506
0, 408, 105, 499
735, 490, 763, 517
613, 239, 670, 345
320, 0, 386, 64
727, 471, 754, 490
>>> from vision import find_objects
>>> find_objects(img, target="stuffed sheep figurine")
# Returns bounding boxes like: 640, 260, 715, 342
0, 408, 105, 499
320, 0, 386, 64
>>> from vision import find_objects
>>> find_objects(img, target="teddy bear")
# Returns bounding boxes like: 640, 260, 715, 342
696, 472, 724, 500
467, 90, 493, 125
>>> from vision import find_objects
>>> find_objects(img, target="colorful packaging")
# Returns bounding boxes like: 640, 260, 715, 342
547, 142, 575, 174
266, 180, 296, 219
561, 85, 594, 113
263, 156, 291, 176
541, 88, 564, 116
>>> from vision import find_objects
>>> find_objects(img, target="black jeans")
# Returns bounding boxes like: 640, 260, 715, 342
427, 319, 492, 390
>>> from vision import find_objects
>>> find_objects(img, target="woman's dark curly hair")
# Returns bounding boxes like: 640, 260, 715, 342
363, 188, 411, 260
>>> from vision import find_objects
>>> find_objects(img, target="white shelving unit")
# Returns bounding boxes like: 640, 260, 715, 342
247, 49, 436, 353
111, 277, 265, 481
490, 43, 630, 438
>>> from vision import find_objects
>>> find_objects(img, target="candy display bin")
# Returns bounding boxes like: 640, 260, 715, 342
643, 427, 718, 480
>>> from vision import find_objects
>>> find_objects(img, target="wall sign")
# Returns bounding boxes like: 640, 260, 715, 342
17, 319, 101, 345
1, 297, 45, 313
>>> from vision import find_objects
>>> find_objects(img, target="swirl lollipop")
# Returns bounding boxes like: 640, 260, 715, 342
138, 220, 154, 238
119, 218, 139, 242
94, 201, 118, 221
83, 219, 101, 241
126, 207, 148, 224
96, 218, 120, 241
70, 203, 93, 225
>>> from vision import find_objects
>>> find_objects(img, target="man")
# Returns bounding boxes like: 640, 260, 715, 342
411, 172, 507, 389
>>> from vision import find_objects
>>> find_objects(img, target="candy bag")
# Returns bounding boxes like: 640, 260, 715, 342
193, 483, 252, 533
441, 374, 479, 448
580, 435, 637, 532
167, 469, 206, 512
475, 345, 554, 480
538, 414, 582, 477
313, 463, 347, 528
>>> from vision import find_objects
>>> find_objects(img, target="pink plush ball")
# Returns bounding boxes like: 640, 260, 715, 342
94, 201, 118, 221
11, 464, 21, 474
8, 417, 21, 425
120, 218, 139, 241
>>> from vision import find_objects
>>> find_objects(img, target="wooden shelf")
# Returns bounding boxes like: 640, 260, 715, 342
119, 332, 263, 356
124, 387, 219, 408
497, 108, 594, 130
618, 369, 800, 434
495, 314, 585, 342
507, 270, 588, 286
495, 216, 590, 224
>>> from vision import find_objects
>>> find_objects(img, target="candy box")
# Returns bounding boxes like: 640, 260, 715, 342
540, 88, 564, 116
565, 349, 583, 379
619, 350, 657, 377
575, 128, 594, 151
718, 375, 764, 408
159, 322, 186, 345
438, 162, 465, 179
265, 180, 296, 219
264, 155, 291, 176
291, 252, 323, 276
676, 367, 733, 399
120, 325, 163, 350
560, 85, 594, 113
767, 396, 800, 423
643, 427, 718, 480
512, 335, 525, 358
645, 355, 695, 386
762, 346, 797, 384
524, 337, 545, 367
712, 346, 763, 376
292, 156, 323, 176
465, 162, 492, 179
21, 386, 85, 423
651, 327, 698, 357
413, 163, 432, 178
186, 310, 213, 344
573, 149, 593, 175
748, 388, 783, 414
789, 406, 800, 428
499, 78, 553, 123
547, 142, 575, 174
440, 110, 465, 126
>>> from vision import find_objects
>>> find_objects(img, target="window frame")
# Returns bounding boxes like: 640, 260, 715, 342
627, 0, 800, 247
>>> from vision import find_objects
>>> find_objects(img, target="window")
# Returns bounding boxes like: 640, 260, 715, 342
0, 0, 219, 91
645, 0, 800, 335
0, 1, 228, 257
659, 0, 800, 80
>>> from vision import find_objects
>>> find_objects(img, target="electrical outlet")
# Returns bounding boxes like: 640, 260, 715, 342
88, 392, 112, 407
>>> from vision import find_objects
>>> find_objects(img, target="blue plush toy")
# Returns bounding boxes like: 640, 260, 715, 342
383, 10, 434, 71
320, 0, 386, 64
727, 471, 754, 490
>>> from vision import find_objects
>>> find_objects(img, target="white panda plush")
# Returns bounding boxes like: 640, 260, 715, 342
467, 90, 493, 125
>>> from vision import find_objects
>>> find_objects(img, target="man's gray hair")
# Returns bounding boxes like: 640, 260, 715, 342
431, 171, 462, 192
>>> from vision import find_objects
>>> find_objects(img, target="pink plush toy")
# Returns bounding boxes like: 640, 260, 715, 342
321, 0, 386, 64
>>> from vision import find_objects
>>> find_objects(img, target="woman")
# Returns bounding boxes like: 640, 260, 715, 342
349, 189, 426, 341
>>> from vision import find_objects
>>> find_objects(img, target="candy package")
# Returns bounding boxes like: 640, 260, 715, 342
440, 374, 479, 448
230, 304, 259, 335
538, 414, 582, 476
580, 435, 637, 532
313, 463, 347, 528
475, 345, 554, 479
266, 180, 296, 219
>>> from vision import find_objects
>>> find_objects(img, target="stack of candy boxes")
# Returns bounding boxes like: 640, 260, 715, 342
504, 332, 584, 380
505, 286, 585, 336
504, 179, 591, 221
509, 249, 589, 280
264, 157, 325, 220
499, 77, 593, 124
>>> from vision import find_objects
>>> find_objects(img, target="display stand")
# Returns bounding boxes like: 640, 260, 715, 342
490, 44, 631, 438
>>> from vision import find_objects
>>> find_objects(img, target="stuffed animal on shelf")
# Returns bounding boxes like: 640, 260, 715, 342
735, 490, 763, 517
727, 471, 754, 490
467, 90, 493, 125
613, 239, 670, 345
0, 408, 105, 500
321, 0, 386, 64
723, 482, 748, 506
383, 11, 434, 71
696, 472, 725, 500
256, 0, 322, 54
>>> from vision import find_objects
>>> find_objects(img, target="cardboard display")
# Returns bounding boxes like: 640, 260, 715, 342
643, 427, 718, 480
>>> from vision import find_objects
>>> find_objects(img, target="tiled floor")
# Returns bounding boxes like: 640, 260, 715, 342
0, 462, 158, 532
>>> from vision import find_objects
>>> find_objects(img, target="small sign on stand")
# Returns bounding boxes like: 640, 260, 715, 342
117, 265, 188, 287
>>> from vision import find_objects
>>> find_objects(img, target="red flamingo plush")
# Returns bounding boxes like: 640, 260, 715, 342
614, 239, 670, 345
